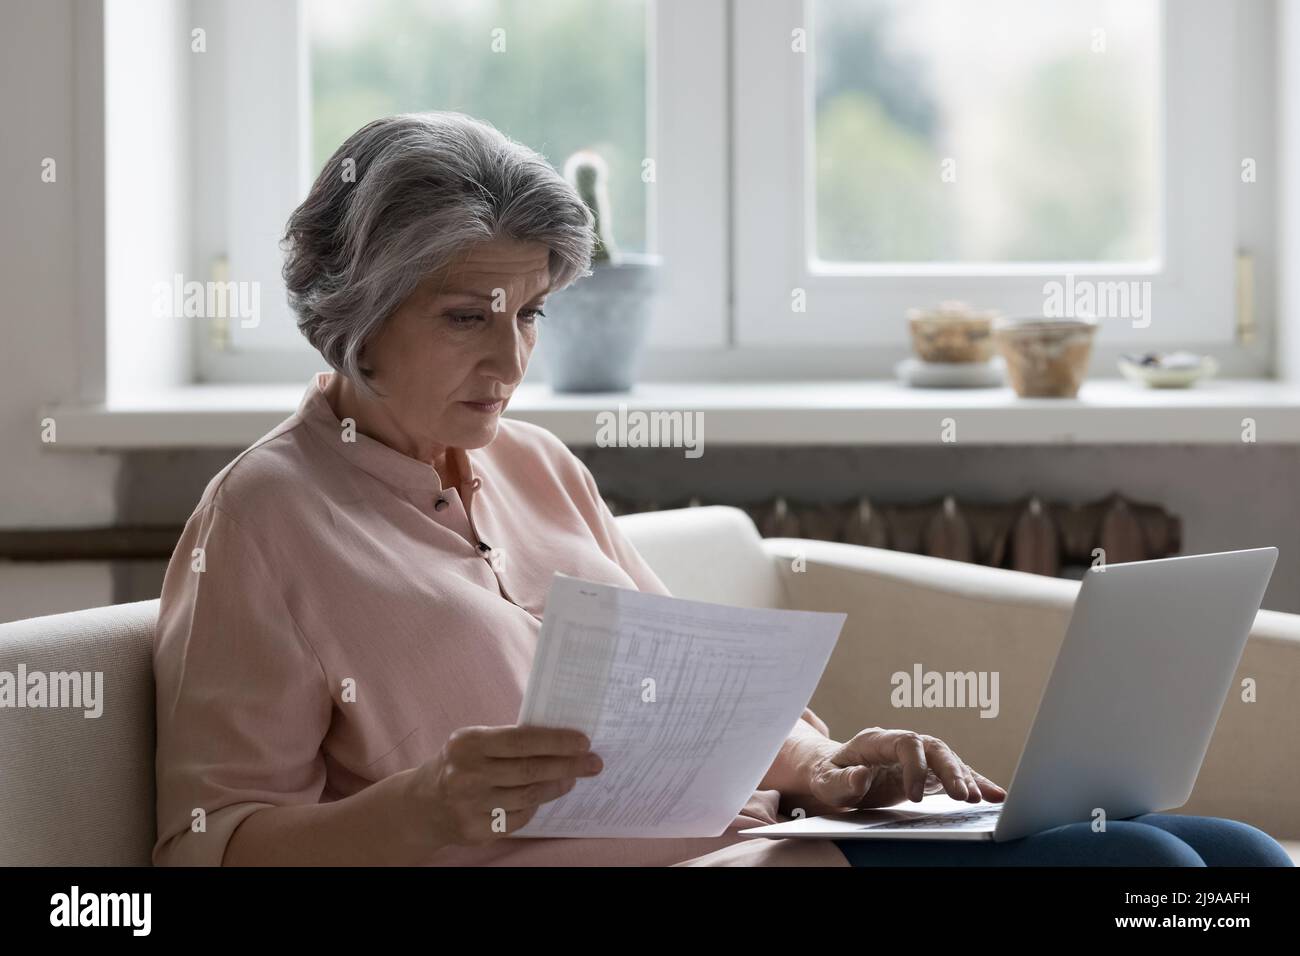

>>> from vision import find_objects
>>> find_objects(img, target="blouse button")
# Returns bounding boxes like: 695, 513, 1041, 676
434, 497, 449, 511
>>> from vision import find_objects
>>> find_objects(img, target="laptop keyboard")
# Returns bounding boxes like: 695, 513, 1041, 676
857, 805, 1003, 831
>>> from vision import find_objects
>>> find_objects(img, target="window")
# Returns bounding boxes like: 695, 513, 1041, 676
735, 0, 1239, 349
144, 0, 1262, 385
192, 0, 727, 384
310, 0, 651, 255
812, 0, 1160, 265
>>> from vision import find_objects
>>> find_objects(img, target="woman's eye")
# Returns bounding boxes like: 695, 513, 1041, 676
446, 309, 544, 327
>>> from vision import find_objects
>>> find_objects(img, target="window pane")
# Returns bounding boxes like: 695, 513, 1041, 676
813, 0, 1160, 264
307, 0, 650, 253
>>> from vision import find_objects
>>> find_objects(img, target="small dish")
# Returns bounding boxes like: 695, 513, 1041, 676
895, 356, 1006, 388
1118, 351, 1217, 388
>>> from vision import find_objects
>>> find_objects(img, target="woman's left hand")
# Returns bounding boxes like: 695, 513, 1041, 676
805, 726, 1008, 810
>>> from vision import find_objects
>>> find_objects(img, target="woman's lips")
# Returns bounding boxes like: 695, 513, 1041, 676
461, 398, 504, 413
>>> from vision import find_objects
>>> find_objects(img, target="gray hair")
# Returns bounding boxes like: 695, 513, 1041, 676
281, 111, 595, 394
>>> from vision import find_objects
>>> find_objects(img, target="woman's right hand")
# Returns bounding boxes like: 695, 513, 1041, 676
412, 724, 603, 848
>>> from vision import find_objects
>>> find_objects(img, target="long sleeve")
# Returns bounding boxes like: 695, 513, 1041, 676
152, 503, 333, 866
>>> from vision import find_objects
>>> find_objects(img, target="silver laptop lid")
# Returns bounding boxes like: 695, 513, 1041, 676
994, 547, 1277, 842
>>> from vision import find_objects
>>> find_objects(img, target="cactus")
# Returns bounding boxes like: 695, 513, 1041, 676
563, 149, 618, 265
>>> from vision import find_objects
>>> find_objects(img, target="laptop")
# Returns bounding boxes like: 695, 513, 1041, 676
739, 547, 1278, 843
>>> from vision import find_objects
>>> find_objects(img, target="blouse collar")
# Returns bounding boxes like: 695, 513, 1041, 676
297, 371, 481, 497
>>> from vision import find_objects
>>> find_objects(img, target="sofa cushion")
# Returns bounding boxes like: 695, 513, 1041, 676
0, 599, 158, 865
616, 506, 787, 608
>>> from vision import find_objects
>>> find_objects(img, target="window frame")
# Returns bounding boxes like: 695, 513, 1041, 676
94, 0, 1273, 391
733, 0, 1239, 349
192, 0, 729, 384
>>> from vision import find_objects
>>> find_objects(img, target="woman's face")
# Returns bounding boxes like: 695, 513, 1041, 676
361, 237, 552, 451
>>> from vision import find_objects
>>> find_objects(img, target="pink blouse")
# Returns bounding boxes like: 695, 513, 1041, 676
152, 371, 847, 867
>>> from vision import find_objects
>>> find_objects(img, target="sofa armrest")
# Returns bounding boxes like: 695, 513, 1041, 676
761, 537, 1300, 839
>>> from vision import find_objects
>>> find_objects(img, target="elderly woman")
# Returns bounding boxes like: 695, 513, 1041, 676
152, 112, 1291, 867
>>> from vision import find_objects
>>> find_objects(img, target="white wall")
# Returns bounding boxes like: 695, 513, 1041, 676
0, 1, 116, 619
0, 564, 115, 624
0, 0, 195, 622
0, 0, 119, 528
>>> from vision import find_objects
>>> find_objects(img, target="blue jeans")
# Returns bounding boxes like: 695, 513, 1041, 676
833, 814, 1294, 866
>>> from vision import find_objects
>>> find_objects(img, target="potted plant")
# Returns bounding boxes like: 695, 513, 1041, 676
540, 149, 660, 392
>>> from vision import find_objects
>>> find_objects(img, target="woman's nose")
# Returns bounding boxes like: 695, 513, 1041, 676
483, 317, 527, 381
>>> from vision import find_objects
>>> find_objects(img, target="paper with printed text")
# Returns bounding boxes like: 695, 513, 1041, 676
514, 573, 845, 838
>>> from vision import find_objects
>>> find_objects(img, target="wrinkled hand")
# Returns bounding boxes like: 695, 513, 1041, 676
806, 727, 1008, 810
414, 725, 603, 848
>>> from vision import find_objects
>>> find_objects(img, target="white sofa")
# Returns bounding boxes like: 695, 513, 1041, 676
1, 505, 1297, 865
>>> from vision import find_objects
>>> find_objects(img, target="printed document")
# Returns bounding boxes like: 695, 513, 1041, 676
514, 573, 845, 837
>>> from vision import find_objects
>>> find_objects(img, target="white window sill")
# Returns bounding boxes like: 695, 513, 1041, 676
42, 378, 1300, 449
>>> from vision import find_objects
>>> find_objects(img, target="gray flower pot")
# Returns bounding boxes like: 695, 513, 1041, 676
540, 255, 660, 393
